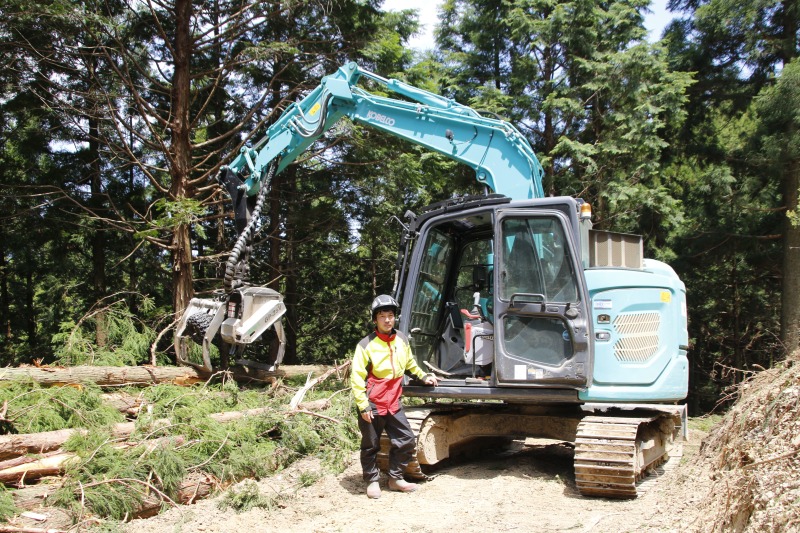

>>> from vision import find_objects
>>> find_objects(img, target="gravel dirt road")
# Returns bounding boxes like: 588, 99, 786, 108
124, 431, 711, 533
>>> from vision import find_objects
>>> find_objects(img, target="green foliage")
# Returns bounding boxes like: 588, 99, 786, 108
0, 381, 123, 433
0, 488, 19, 523
218, 479, 277, 513
308, 389, 361, 470
689, 414, 724, 433
281, 417, 322, 455
437, 0, 693, 241
754, 59, 800, 224
142, 198, 208, 240
298, 469, 321, 488
52, 299, 158, 367
661, 0, 796, 408
28, 379, 360, 520
53, 429, 159, 520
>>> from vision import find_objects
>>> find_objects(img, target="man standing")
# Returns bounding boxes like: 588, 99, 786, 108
350, 294, 439, 499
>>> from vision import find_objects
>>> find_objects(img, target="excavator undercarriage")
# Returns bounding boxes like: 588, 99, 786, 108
378, 403, 686, 499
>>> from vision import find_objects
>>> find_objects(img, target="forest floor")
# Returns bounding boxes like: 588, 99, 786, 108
121, 426, 714, 533
121, 359, 800, 533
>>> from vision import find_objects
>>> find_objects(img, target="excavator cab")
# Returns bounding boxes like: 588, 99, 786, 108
400, 196, 592, 399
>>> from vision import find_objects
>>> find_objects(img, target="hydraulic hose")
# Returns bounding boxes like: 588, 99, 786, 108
223, 159, 279, 293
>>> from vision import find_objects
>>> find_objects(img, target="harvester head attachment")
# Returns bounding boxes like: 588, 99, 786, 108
174, 287, 287, 373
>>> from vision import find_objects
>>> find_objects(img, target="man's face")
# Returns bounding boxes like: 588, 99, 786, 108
374, 310, 396, 334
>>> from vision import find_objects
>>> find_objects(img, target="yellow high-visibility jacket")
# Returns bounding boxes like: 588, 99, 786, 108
351, 329, 426, 415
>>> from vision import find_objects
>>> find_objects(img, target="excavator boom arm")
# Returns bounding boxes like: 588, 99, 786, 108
224, 62, 544, 201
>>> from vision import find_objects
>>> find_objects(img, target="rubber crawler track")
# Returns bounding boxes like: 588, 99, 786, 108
573, 415, 673, 498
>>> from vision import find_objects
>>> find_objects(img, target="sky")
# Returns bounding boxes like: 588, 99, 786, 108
381, 0, 675, 48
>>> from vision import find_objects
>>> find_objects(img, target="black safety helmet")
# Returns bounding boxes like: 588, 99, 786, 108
371, 294, 399, 320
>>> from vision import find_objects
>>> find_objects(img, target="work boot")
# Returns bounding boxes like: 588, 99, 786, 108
366, 481, 381, 499
388, 478, 418, 493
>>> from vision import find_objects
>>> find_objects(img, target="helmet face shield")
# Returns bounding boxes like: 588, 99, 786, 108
371, 294, 399, 320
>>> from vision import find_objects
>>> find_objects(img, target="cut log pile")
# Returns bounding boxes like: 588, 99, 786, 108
0, 362, 350, 530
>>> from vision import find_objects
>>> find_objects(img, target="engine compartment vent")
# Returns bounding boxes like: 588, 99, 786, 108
589, 230, 643, 269
613, 312, 661, 363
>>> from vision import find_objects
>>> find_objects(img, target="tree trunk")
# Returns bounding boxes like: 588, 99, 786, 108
170, 223, 195, 321
0, 435, 191, 485
0, 228, 8, 345
169, 0, 196, 320
24, 253, 35, 352
101, 391, 145, 415
0, 425, 136, 462
283, 167, 299, 365
0, 364, 329, 388
130, 471, 217, 517
0, 365, 203, 388
0, 452, 77, 484
778, 0, 800, 358
781, 157, 800, 355
89, 113, 107, 348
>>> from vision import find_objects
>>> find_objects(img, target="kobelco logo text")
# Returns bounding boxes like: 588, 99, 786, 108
366, 110, 396, 126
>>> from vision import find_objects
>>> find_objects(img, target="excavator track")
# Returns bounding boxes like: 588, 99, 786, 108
574, 414, 677, 498
377, 406, 683, 495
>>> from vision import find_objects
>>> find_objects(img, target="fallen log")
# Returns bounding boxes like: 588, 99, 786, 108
126, 471, 217, 518
0, 366, 202, 387
0, 424, 137, 462
9, 484, 55, 511
289, 361, 350, 409
0, 405, 292, 461
0, 453, 77, 485
10, 472, 217, 522
0, 364, 332, 388
0, 450, 65, 472
0, 436, 189, 486
101, 392, 145, 416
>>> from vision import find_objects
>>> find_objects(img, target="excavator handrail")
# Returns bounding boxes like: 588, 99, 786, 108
223, 62, 544, 201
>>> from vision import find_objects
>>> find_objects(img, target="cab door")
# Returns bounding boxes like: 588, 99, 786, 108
492, 208, 592, 388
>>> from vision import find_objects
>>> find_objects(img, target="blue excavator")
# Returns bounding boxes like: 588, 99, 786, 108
174, 62, 689, 498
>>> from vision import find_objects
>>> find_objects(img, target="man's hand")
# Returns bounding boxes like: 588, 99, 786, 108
423, 374, 439, 387
360, 410, 374, 423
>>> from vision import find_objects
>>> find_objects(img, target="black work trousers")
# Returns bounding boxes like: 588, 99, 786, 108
357, 406, 416, 482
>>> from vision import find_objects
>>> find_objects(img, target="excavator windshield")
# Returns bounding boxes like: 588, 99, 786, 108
500, 217, 579, 304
